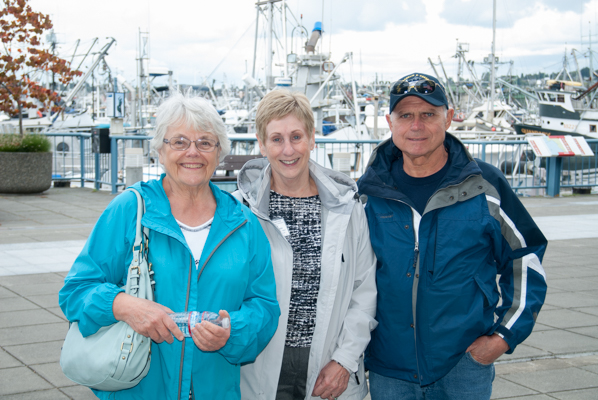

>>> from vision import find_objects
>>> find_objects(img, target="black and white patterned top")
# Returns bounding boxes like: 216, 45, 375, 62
269, 190, 322, 348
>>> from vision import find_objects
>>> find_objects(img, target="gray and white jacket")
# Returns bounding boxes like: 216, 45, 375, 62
235, 158, 378, 400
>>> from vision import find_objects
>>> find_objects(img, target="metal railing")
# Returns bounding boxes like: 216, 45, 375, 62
43, 132, 598, 196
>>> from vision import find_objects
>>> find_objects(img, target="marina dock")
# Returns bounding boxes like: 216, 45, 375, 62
0, 188, 597, 399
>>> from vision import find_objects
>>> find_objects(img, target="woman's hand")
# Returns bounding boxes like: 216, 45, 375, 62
190, 310, 231, 351
112, 293, 185, 343
311, 360, 350, 400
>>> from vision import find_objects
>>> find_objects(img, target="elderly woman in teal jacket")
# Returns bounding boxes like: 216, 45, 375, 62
59, 93, 279, 400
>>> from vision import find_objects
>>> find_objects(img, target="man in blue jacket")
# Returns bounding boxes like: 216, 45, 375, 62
357, 72, 548, 399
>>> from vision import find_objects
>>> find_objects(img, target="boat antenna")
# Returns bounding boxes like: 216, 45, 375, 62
589, 21, 594, 84
490, 0, 496, 122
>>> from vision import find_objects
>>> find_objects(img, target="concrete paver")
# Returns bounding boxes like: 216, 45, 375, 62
523, 329, 598, 354
1, 187, 597, 399
0, 297, 39, 313
59, 386, 97, 400
0, 348, 22, 369
569, 326, 598, 339
0, 309, 63, 330
5, 340, 63, 365
0, 323, 68, 347
30, 362, 79, 388
538, 309, 598, 329
499, 367, 598, 393
492, 377, 540, 398
552, 389, 598, 400
0, 389, 71, 400
0, 367, 53, 396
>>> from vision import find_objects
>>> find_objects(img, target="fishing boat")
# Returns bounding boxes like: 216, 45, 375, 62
513, 79, 598, 140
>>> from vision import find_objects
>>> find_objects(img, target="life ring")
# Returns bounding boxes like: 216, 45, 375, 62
322, 61, 335, 73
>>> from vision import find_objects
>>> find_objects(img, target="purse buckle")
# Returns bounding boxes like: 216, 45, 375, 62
121, 342, 134, 353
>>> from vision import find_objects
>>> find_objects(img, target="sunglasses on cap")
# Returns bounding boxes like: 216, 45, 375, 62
391, 78, 439, 96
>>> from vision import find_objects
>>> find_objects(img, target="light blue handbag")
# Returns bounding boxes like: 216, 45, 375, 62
60, 188, 155, 391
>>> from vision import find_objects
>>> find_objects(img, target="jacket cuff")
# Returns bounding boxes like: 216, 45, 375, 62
332, 351, 358, 373
105, 286, 126, 323
218, 312, 250, 365
493, 324, 516, 354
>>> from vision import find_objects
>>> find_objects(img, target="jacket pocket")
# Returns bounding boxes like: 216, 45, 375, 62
474, 274, 499, 309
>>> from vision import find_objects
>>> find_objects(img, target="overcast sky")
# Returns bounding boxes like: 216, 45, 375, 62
28, 0, 598, 88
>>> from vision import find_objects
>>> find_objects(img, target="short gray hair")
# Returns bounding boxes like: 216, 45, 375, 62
150, 92, 230, 162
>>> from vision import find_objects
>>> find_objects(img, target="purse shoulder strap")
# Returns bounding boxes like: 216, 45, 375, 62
127, 188, 145, 250
125, 188, 155, 297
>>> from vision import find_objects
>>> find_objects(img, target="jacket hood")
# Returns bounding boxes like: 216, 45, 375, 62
358, 132, 482, 201
237, 158, 358, 218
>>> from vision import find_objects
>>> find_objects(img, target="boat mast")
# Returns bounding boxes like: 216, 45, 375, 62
282, 0, 288, 78
490, 0, 496, 122
252, 6, 259, 79
589, 22, 593, 84
571, 49, 583, 84
51, 38, 116, 124
439, 57, 458, 109
266, 1, 274, 89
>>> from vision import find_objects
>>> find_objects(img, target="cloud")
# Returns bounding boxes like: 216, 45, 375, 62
284, 0, 426, 34
441, 0, 587, 28
26, 0, 598, 87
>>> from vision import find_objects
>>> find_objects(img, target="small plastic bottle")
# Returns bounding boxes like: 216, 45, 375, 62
168, 311, 231, 337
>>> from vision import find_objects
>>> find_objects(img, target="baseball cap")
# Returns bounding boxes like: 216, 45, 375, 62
389, 73, 448, 113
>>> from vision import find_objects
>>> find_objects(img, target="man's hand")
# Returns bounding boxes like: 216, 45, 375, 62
311, 360, 351, 400
466, 334, 510, 365
190, 310, 231, 352
112, 292, 184, 343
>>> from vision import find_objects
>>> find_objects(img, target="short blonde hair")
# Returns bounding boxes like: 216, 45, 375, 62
255, 89, 314, 142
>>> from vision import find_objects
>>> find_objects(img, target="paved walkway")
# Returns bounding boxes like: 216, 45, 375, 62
0, 187, 597, 399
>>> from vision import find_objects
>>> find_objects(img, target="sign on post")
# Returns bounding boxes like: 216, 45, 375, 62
106, 92, 125, 118
528, 135, 595, 157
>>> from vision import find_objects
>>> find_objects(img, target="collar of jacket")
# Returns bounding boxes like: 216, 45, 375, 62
129, 174, 248, 245
237, 158, 358, 219
358, 132, 483, 201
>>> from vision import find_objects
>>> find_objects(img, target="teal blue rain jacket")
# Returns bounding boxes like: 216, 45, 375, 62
59, 176, 280, 399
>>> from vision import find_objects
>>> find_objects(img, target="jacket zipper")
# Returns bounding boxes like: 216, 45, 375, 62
177, 255, 194, 400
174, 219, 247, 399
411, 211, 422, 384
178, 219, 247, 398
413, 241, 419, 270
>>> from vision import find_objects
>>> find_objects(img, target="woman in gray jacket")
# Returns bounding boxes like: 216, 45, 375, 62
236, 90, 377, 400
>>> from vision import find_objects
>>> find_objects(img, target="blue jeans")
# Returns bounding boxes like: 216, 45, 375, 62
369, 352, 495, 400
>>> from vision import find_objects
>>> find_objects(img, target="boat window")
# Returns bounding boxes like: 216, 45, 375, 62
547, 94, 556, 102
591, 125, 597, 133
557, 94, 565, 103
540, 93, 547, 101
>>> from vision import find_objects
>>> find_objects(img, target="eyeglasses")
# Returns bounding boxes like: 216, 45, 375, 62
391, 78, 438, 96
163, 137, 220, 152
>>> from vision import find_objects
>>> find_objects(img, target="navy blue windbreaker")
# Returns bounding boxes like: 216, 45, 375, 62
357, 133, 547, 386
